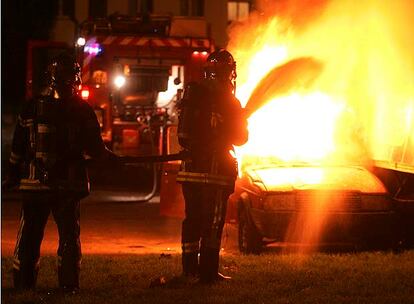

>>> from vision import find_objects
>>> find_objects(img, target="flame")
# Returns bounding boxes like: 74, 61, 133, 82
256, 167, 324, 190
236, 92, 344, 166
227, 0, 414, 253
229, 0, 414, 170
236, 45, 289, 104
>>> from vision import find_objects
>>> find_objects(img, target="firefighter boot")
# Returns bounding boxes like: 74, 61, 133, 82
199, 247, 231, 284
58, 264, 80, 294
182, 252, 199, 277
57, 254, 81, 294
156, 252, 199, 288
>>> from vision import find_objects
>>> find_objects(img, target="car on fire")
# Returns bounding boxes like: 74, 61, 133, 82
227, 162, 399, 253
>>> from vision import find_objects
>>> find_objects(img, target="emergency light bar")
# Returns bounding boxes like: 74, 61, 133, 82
84, 43, 103, 55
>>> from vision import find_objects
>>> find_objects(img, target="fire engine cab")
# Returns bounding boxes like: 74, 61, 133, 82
76, 14, 213, 156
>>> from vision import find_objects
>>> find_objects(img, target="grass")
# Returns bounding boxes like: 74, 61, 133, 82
2, 251, 414, 304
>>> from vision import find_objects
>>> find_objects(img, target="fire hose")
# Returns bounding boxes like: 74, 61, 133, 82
120, 152, 187, 165
117, 152, 187, 203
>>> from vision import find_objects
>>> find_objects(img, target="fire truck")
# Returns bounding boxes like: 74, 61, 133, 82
75, 14, 213, 157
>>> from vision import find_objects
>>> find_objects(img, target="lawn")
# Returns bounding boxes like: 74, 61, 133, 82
2, 251, 414, 304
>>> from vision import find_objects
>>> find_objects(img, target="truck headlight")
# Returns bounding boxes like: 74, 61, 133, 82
76, 37, 86, 47
114, 75, 126, 89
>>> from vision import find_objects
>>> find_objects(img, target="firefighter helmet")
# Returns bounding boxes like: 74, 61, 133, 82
47, 52, 81, 97
204, 49, 237, 82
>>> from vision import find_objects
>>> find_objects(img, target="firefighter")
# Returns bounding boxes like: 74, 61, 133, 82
2, 52, 118, 292
176, 49, 248, 283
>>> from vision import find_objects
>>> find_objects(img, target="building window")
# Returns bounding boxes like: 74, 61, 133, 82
180, 0, 204, 17
89, 0, 107, 19
228, 1, 250, 22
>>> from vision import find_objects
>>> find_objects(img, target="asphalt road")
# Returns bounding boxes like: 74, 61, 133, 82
1, 189, 239, 257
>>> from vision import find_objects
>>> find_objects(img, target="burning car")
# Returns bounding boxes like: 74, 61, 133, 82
228, 163, 398, 253
223, 0, 414, 254
221, 59, 402, 253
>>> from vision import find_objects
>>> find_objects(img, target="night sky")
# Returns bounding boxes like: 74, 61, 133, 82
2, 0, 59, 112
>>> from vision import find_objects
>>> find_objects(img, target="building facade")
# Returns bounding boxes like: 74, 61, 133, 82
54, 0, 253, 48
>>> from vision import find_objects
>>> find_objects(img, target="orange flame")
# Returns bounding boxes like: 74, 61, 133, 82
227, 0, 414, 253
236, 92, 344, 166
229, 0, 414, 170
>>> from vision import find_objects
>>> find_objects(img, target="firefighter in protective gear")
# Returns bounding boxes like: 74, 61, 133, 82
4, 52, 118, 292
176, 49, 248, 283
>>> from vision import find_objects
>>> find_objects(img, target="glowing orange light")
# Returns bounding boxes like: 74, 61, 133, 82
228, 0, 414, 172
236, 92, 344, 167
225, 0, 414, 252
81, 87, 90, 100
254, 166, 386, 193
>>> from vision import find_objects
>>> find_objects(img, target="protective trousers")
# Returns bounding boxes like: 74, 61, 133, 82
181, 182, 232, 282
13, 194, 81, 289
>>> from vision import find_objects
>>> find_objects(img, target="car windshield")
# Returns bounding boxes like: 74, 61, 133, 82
248, 165, 386, 193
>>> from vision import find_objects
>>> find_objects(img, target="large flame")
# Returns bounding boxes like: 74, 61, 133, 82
238, 92, 344, 166
229, 0, 414, 170
227, 0, 414, 253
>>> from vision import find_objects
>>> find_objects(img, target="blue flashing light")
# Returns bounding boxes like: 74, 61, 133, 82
84, 43, 102, 55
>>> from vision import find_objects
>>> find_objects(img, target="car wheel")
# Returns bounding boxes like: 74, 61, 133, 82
238, 202, 263, 254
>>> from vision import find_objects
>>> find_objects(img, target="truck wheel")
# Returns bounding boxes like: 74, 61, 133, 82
238, 202, 263, 254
